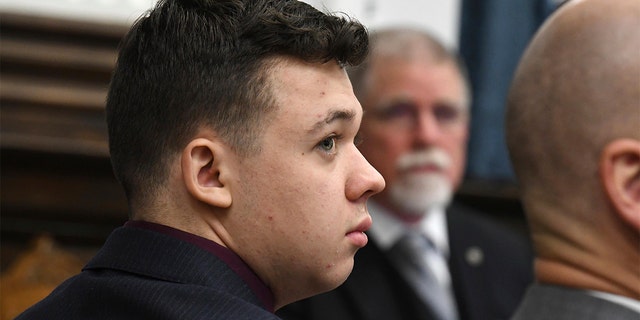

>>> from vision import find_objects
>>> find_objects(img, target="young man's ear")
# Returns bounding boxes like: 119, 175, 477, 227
181, 138, 233, 208
600, 138, 640, 231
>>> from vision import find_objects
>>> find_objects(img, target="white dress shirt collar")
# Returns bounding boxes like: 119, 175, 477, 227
367, 200, 450, 257
587, 290, 640, 314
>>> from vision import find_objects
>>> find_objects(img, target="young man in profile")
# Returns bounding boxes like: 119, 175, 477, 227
17, 0, 384, 318
279, 28, 533, 320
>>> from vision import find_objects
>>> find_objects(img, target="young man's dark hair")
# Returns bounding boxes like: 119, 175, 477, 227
107, 0, 368, 210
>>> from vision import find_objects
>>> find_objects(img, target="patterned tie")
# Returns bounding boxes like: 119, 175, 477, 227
389, 231, 459, 320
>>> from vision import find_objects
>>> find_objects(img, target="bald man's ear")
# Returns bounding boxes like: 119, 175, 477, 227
181, 138, 233, 208
600, 139, 640, 231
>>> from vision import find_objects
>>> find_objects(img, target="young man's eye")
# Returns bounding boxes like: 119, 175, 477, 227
319, 136, 336, 152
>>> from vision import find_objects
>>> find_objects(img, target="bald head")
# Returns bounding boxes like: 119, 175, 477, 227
507, 0, 640, 206
506, 0, 640, 297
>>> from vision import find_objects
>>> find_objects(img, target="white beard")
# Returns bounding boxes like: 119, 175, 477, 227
389, 148, 453, 216
389, 172, 452, 216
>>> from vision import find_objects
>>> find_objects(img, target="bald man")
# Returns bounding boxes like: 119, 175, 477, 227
506, 0, 640, 319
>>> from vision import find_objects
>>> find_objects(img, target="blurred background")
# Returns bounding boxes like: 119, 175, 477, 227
0, 0, 562, 318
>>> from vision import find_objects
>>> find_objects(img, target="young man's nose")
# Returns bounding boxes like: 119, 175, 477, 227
347, 149, 385, 201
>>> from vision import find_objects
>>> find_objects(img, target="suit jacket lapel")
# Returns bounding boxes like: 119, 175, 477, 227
447, 206, 491, 320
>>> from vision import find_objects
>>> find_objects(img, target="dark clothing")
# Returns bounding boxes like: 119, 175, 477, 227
17, 223, 280, 320
278, 203, 533, 320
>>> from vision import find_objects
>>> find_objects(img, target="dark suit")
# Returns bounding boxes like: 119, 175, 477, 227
17, 226, 280, 320
512, 284, 640, 320
278, 203, 533, 320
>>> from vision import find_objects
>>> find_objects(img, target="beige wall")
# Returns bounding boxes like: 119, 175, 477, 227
0, 0, 461, 49
304, 0, 461, 49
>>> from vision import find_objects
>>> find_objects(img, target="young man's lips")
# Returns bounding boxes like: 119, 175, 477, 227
346, 216, 372, 248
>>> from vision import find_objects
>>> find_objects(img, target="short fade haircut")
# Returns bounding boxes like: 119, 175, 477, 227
106, 0, 369, 207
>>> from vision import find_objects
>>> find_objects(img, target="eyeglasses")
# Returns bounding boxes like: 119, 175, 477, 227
365, 101, 467, 130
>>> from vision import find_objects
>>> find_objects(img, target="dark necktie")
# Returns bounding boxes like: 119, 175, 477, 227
388, 231, 459, 320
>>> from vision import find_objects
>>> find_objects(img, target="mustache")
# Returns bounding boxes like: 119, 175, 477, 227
396, 148, 451, 172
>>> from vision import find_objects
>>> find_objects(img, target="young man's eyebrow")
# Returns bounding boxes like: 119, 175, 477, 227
308, 109, 356, 133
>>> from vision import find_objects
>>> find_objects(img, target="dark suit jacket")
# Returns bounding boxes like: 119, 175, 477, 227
512, 284, 640, 320
17, 226, 281, 320
278, 203, 533, 320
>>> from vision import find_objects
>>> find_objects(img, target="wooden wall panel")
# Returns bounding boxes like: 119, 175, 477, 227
0, 13, 130, 253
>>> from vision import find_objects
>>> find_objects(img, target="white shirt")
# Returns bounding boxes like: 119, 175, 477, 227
367, 200, 452, 288
588, 290, 640, 314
